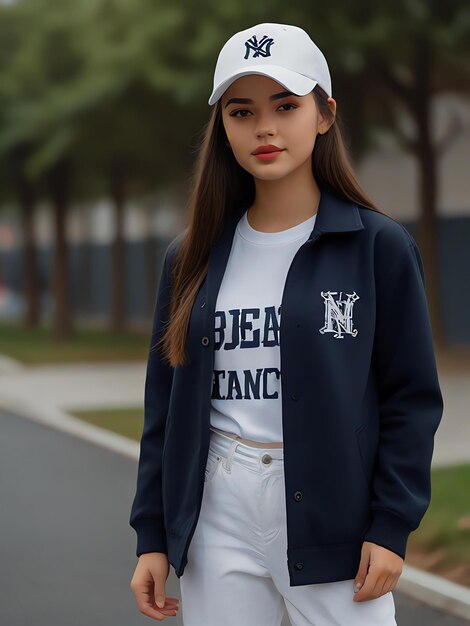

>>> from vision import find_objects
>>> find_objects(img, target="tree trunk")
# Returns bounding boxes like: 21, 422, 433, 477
144, 206, 157, 323
412, 38, 445, 350
81, 205, 94, 320
48, 160, 72, 340
18, 182, 40, 328
110, 164, 126, 331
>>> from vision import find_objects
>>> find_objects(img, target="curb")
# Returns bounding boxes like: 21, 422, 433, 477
0, 354, 25, 373
397, 564, 470, 621
1, 396, 470, 621
0, 396, 139, 460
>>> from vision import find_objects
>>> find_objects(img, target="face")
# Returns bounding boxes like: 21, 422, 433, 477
220, 75, 336, 182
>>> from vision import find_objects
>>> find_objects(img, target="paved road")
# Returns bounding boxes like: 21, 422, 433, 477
1, 409, 468, 626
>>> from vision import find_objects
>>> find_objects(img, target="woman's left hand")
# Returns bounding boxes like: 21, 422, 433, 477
352, 541, 404, 602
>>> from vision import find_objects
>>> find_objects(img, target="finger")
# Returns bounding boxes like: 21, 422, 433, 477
163, 596, 179, 602
149, 601, 179, 614
380, 572, 394, 595
157, 596, 180, 606
137, 598, 179, 621
153, 576, 168, 610
151, 595, 180, 611
354, 559, 370, 591
133, 582, 177, 612
151, 599, 179, 611
354, 543, 371, 591
353, 577, 373, 601
369, 570, 390, 599
353, 564, 377, 602
353, 567, 388, 602
135, 591, 177, 620
381, 573, 398, 595
140, 604, 178, 620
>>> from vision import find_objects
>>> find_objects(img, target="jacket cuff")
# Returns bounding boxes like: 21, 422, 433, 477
363, 509, 414, 560
134, 516, 168, 557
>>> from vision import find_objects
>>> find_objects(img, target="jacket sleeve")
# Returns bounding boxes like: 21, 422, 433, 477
129, 236, 179, 557
363, 232, 444, 560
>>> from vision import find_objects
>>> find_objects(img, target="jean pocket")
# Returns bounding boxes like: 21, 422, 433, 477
204, 448, 222, 484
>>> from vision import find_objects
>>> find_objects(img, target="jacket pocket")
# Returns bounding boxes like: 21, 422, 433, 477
204, 448, 222, 484
355, 424, 369, 489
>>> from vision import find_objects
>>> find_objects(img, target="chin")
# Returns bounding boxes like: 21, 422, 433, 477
255, 172, 290, 182
240, 161, 288, 177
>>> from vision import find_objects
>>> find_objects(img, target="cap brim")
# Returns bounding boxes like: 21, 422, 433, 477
208, 65, 318, 106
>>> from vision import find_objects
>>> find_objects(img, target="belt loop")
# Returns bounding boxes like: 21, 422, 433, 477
223, 439, 239, 473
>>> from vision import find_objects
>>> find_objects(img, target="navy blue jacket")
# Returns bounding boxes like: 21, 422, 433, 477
129, 185, 444, 586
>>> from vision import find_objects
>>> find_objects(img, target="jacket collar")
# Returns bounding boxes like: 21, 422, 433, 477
308, 184, 365, 237
206, 185, 365, 315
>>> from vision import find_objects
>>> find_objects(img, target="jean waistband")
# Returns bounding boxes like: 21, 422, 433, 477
209, 427, 284, 473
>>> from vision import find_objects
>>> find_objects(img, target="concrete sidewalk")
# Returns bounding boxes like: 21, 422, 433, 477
0, 358, 147, 414
1, 354, 469, 622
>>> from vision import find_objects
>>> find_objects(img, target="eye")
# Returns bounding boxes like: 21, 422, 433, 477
229, 103, 298, 117
279, 103, 297, 112
229, 109, 251, 118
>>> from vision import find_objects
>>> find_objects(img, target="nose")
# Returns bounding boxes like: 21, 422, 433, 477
256, 130, 275, 139
255, 125, 276, 140
254, 111, 276, 140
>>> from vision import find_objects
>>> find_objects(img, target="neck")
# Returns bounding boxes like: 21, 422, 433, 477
248, 162, 321, 232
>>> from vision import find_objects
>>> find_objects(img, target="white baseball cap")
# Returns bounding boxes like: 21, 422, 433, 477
208, 23, 332, 106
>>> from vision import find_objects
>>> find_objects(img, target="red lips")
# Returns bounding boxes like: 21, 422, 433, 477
251, 144, 284, 155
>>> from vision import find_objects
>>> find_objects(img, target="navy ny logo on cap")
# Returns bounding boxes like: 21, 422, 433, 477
244, 35, 275, 59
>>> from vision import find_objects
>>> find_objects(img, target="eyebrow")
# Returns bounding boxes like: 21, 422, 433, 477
224, 90, 297, 108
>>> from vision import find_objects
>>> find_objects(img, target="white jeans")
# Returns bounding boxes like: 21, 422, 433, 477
179, 428, 397, 626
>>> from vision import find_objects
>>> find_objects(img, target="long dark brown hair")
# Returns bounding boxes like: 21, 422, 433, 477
155, 84, 386, 368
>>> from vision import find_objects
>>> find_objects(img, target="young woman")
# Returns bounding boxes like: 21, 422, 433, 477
129, 22, 443, 625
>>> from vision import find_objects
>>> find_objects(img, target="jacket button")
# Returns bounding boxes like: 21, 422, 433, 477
291, 392, 299, 401
294, 491, 303, 501
295, 562, 304, 571
201, 336, 210, 346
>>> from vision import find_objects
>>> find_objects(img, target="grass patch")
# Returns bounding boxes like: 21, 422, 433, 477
71, 407, 144, 441
406, 464, 470, 582
0, 320, 150, 364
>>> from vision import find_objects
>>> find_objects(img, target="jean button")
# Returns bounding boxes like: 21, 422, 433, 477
261, 454, 272, 465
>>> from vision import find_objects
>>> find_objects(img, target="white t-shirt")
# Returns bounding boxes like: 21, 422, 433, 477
209, 207, 317, 443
